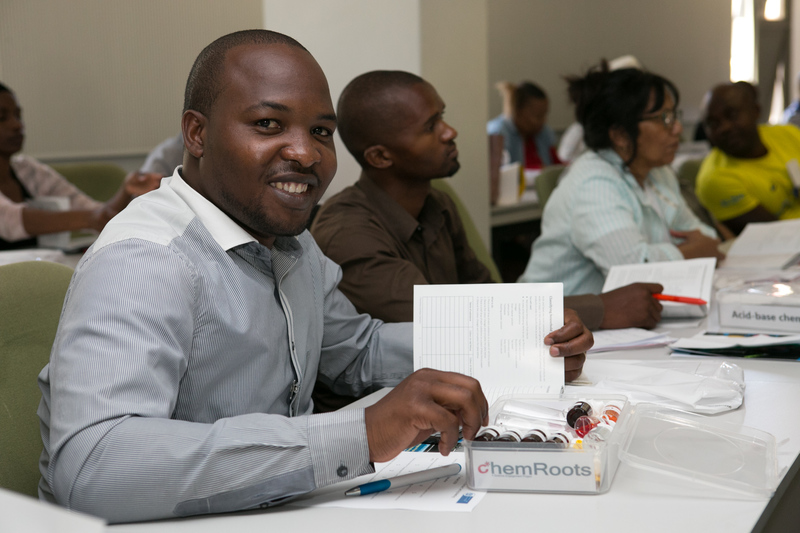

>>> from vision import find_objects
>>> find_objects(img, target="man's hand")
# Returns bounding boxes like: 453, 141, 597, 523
123, 171, 162, 197
672, 229, 725, 261
364, 369, 488, 463
544, 308, 591, 382
599, 282, 663, 330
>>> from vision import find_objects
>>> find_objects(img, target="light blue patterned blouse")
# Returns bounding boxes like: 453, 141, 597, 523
518, 149, 716, 295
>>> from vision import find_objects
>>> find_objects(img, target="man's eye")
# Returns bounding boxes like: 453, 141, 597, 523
257, 119, 280, 129
312, 127, 333, 137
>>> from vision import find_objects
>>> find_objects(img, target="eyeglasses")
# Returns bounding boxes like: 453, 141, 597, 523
640, 109, 682, 129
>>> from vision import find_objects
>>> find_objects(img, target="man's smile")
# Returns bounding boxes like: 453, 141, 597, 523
270, 181, 309, 194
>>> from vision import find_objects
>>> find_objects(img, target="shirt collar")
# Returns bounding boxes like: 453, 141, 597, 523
355, 176, 445, 243
168, 167, 257, 251
596, 148, 654, 190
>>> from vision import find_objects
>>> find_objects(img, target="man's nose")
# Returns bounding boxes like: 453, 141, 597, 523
281, 130, 322, 168
442, 121, 457, 142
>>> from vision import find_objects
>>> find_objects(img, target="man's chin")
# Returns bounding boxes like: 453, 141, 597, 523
445, 161, 461, 178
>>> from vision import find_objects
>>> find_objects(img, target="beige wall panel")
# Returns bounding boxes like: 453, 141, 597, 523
421, 0, 491, 247
263, 0, 421, 201
0, 0, 262, 159
487, 0, 732, 129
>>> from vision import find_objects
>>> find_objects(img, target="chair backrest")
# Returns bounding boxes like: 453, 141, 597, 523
50, 162, 127, 202
431, 179, 502, 283
677, 158, 703, 189
0, 261, 74, 497
535, 165, 566, 208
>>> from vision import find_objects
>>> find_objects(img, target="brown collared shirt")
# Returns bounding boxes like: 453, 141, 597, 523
311, 177, 603, 329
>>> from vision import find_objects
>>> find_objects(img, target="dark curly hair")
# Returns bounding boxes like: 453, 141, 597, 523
566, 62, 679, 165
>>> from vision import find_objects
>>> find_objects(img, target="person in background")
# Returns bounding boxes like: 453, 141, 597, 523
140, 132, 184, 176
0, 82, 161, 250
781, 73, 800, 128
557, 55, 643, 163
315, 69, 663, 333
696, 81, 800, 235
38, 30, 591, 523
519, 64, 722, 296
487, 80, 562, 171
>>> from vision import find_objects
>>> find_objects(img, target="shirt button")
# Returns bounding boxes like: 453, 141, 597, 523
337, 465, 348, 477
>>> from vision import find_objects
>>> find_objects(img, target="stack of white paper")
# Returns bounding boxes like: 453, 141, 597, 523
723, 219, 800, 269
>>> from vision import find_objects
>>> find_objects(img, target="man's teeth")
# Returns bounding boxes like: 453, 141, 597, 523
271, 182, 308, 194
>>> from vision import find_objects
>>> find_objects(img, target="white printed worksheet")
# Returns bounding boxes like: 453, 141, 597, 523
413, 283, 564, 400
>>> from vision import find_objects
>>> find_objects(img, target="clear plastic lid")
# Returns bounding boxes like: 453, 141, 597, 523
617, 403, 779, 498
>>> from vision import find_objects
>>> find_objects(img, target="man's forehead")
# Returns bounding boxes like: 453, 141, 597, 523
218, 43, 332, 110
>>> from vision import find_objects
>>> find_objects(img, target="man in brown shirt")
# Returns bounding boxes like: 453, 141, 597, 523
312, 70, 663, 331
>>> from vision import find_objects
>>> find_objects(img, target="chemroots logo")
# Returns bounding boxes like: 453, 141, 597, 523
477, 461, 592, 477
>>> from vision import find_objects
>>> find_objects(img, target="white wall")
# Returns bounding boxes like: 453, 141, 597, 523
487, 0, 732, 131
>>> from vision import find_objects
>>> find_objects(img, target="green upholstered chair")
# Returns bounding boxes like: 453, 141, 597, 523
677, 158, 704, 189
535, 165, 566, 208
431, 179, 502, 283
0, 261, 74, 497
50, 162, 127, 202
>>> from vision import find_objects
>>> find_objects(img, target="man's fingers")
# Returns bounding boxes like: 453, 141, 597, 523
366, 369, 488, 462
642, 282, 664, 294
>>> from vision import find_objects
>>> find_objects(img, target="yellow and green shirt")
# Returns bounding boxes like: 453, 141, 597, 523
696, 125, 800, 222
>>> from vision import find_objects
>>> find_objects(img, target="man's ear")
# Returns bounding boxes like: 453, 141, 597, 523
363, 145, 393, 170
182, 110, 207, 159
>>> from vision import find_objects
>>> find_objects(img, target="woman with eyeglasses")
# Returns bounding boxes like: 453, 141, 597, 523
518, 65, 724, 295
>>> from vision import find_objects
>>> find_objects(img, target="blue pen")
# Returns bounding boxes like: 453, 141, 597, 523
344, 463, 462, 497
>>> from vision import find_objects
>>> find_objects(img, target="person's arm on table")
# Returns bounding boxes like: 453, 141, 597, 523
9, 166, 161, 239
564, 282, 663, 331
671, 228, 724, 260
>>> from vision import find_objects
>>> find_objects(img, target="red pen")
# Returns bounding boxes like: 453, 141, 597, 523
653, 294, 707, 305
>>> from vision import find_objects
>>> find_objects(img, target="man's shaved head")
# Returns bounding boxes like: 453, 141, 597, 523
183, 29, 307, 116
337, 70, 426, 165
708, 81, 758, 111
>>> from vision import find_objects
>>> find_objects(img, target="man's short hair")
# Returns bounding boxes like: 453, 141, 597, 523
183, 29, 307, 115
337, 70, 426, 166
0, 82, 11, 94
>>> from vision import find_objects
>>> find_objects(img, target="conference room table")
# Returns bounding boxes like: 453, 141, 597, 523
109, 319, 800, 533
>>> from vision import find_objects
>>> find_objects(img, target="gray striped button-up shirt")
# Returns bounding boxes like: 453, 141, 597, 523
38, 170, 413, 523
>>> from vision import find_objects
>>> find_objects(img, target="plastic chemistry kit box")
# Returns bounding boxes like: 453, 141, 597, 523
716, 277, 800, 334
465, 394, 779, 498
465, 394, 628, 494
